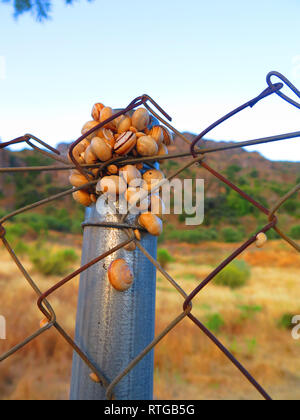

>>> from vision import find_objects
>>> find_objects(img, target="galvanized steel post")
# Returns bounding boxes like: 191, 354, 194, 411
70, 203, 157, 400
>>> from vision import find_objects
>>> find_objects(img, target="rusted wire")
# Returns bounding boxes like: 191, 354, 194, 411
0, 71, 299, 401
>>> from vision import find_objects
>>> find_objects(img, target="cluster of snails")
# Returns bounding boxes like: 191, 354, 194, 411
69, 103, 173, 292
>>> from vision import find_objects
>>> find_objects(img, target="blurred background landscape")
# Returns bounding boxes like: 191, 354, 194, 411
0, 134, 299, 400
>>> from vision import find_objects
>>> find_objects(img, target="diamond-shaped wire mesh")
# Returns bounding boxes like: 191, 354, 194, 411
0, 71, 299, 400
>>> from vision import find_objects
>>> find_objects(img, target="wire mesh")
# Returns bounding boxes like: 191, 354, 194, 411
0, 71, 299, 401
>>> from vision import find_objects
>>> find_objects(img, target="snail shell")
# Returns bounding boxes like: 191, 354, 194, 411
148, 126, 164, 145
81, 121, 101, 142
107, 164, 119, 175
136, 136, 158, 157
256, 232, 267, 248
161, 126, 174, 145
138, 212, 163, 236
84, 145, 98, 165
69, 170, 90, 187
91, 103, 105, 121
114, 131, 137, 155
116, 115, 132, 134
96, 175, 127, 195
91, 137, 113, 162
134, 229, 141, 241
125, 187, 150, 211
132, 108, 150, 131
119, 165, 142, 186
72, 190, 92, 207
89, 372, 101, 383
143, 169, 165, 184
157, 143, 169, 163
69, 139, 90, 164
108, 259, 134, 291
100, 106, 114, 129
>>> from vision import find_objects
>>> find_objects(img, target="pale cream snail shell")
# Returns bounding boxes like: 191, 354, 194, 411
136, 136, 158, 156
255, 232, 267, 248
132, 108, 150, 131
96, 175, 127, 195
91, 137, 113, 162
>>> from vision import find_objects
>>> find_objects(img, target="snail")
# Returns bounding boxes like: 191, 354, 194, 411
256, 232, 267, 248
157, 143, 169, 163
136, 136, 158, 157
81, 121, 101, 141
84, 145, 98, 165
91, 137, 113, 162
108, 259, 134, 291
116, 115, 132, 134
107, 164, 119, 175
138, 212, 163, 236
114, 131, 137, 155
91, 103, 105, 121
161, 126, 174, 145
148, 126, 164, 145
125, 187, 150, 211
100, 106, 114, 129
132, 108, 150, 131
119, 165, 142, 186
89, 372, 101, 383
96, 175, 127, 196
73, 190, 93, 207
69, 170, 90, 188
134, 229, 142, 241
39, 318, 49, 328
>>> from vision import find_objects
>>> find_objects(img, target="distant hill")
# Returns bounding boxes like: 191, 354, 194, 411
0, 134, 299, 240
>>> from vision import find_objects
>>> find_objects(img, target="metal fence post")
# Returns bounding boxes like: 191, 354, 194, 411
70, 202, 157, 400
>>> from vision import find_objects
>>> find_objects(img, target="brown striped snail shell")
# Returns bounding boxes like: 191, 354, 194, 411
114, 131, 137, 155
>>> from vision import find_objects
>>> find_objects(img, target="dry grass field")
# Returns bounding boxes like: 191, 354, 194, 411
0, 235, 299, 400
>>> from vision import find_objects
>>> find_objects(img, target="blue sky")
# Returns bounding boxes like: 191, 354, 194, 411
0, 0, 299, 161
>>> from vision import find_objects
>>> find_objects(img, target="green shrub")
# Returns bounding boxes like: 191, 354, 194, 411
214, 260, 251, 289
289, 225, 300, 240
14, 241, 30, 255
30, 246, 78, 276
205, 313, 225, 333
277, 313, 295, 330
238, 305, 262, 321
157, 248, 174, 269
222, 227, 245, 243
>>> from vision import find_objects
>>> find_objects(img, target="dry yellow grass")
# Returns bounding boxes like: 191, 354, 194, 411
0, 238, 299, 400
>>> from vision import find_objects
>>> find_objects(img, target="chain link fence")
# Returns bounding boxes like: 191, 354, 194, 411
0, 71, 299, 400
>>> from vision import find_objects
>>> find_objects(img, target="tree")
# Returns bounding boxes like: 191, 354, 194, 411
1, 0, 91, 21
